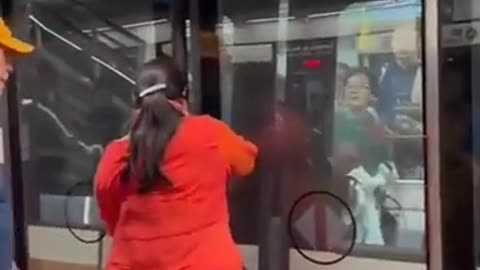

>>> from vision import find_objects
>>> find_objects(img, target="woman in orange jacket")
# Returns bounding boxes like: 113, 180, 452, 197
94, 55, 258, 270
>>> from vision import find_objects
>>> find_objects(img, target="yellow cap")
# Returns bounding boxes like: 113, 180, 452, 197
0, 18, 34, 54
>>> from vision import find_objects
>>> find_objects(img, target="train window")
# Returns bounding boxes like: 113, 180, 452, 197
335, 0, 424, 252
14, 0, 172, 268
218, 0, 425, 268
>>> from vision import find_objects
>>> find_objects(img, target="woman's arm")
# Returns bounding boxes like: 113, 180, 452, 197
214, 120, 258, 177
94, 139, 129, 236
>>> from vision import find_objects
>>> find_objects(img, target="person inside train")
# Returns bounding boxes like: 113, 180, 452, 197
334, 68, 388, 145
95, 55, 258, 270
0, 18, 34, 270
333, 67, 398, 246
377, 23, 421, 126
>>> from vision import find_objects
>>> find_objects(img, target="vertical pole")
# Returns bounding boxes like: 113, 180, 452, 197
170, 0, 187, 73
188, 0, 202, 114
473, 30, 480, 269
424, 0, 443, 269
260, 1, 291, 269
97, 234, 103, 270
2, 1, 29, 269
198, 0, 221, 118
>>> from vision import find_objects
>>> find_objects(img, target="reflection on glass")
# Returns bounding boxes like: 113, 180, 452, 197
17, 1, 170, 229
334, 67, 397, 246
218, 0, 425, 268
334, 2, 424, 253
15, 0, 173, 268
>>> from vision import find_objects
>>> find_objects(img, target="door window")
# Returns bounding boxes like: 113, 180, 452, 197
217, 0, 426, 268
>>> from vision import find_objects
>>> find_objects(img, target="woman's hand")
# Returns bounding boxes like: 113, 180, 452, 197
118, 134, 129, 141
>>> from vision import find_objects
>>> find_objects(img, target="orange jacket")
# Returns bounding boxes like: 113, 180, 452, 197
95, 115, 257, 269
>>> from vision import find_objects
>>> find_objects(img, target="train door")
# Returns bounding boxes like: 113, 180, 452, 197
438, 0, 480, 268
8, 0, 175, 269
204, 0, 436, 269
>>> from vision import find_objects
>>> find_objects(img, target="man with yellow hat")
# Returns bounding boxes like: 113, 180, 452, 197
0, 18, 34, 270
0, 18, 34, 89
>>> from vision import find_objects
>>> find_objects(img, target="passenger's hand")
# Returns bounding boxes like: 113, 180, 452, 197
368, 123, 395, 143
383, 127, 396, 138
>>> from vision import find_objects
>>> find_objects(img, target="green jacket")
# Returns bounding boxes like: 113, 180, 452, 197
333, 106, 391, 175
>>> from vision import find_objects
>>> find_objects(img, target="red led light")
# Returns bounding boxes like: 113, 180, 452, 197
303, 59, 322, 69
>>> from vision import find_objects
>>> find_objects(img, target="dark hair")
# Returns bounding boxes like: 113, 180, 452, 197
128, 56, 187, 193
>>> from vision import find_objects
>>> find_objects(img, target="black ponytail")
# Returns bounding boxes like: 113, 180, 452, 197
128, 56, 186, 193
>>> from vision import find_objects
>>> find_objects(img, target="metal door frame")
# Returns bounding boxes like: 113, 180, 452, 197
2, 0, 30, 269
424, 0, 443, 268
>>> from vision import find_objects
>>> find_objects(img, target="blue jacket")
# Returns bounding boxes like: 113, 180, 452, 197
377, 62, 418, 126
0, 201, 12, 270
0, 171, 6, 203
0, 167, 12, 270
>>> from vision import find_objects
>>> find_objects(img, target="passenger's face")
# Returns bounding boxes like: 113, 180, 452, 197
0, 48, 13, 91
345, 74, 371, 110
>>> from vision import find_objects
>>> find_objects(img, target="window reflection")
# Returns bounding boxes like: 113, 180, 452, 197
219, 0, 425, 266
18, 1, 170, 230
334, 67, 397, 245
334, 3, 424, 253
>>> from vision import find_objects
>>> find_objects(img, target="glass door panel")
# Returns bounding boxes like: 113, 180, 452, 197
216, 0, 427, 269
13, 0, 173, 269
